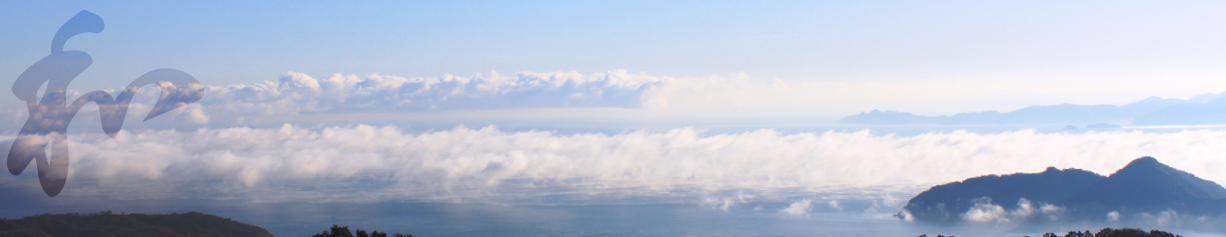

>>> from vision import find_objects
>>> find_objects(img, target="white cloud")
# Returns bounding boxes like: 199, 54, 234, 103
702, 196, 738, 212
5, 126, 1226, 203
961, 198, 1008, 223
1039, 203, 1065, 221
780, 199, 814, 216
177, 104, 210, 124
897, 210, 915, 222
1158, 210, 1181, 227
199, 70, 664, 115
701, 192, 752, 212
961, 198, 1064, 225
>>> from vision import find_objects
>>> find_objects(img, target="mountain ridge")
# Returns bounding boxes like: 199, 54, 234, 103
842, 92, 1226, 125
1062, 157, 1226, 217
901, 157, 1226, 224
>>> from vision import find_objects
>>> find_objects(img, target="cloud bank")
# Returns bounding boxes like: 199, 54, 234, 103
202, 70, 662, 114
8, 70, 1221, 132
5, 126, 1226, 204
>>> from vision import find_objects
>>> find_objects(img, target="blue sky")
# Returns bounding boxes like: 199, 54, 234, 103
7, 1, 1226, 118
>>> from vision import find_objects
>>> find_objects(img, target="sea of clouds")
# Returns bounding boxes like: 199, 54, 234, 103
7, 70, 1226, 230
4, 126, 1226, 207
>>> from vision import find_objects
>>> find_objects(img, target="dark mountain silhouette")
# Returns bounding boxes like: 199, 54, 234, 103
1064, 157, 1226, 217
0, 211, 273, 237
840, 93, 1226, 125
902, 157, 1226, 224
902, 167, 1106, 223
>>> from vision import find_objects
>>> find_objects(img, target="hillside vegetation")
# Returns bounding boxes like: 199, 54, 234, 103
0, 211, 273, 237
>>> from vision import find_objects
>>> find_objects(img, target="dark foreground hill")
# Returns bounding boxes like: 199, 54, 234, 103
0, 211, 273, 237
903, 166, 1106, 223
1064, 157, 1226, 217
901, 156, 1226, 224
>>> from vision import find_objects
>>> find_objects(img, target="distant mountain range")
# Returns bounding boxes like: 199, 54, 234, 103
840, 92, 1226, 126
900, 157, 1226, 224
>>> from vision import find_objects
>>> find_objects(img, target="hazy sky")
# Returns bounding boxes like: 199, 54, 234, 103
6, 1, 1226, 118
8, 2, 1226, 221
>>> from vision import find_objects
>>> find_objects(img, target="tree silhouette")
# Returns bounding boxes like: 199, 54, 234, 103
1093, 228, 1182, 237
919, 228, 1181, 237
310, 224, 412, 237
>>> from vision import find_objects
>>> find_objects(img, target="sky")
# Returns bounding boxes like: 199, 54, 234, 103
8, 2, 1226, 228
6, 1, 1226, 120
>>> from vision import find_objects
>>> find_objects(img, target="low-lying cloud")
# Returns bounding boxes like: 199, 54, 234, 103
5, 126, 1226, 204
780, 199, 815, 216
961, 198, 1064, 224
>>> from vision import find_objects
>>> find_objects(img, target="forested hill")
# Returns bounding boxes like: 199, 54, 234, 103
902, 156, 1226, 224
0, 211, 274, 237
